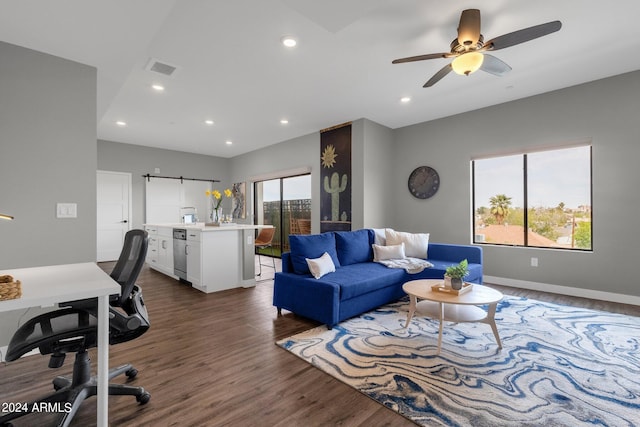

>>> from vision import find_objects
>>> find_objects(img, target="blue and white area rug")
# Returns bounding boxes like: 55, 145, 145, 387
277, 296, 640, 426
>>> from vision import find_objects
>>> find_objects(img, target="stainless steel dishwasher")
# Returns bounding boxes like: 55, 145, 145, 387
173, 228, 188, 281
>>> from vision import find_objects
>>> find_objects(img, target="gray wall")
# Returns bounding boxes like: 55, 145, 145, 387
392, 70, 640, 297
229, 131, 320, 230
2, 38, 637, 351
361, 119, 395, 229
229, 118, 394, 233
228, 93, 640, 299
0, 41, 96, 348
97, 140, 230, 229
0, 42, 97, 269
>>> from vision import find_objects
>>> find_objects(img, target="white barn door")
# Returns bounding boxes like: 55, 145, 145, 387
97, 171, 132, 262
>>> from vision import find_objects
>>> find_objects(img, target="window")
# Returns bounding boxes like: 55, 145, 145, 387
472, 145, 592, 250
254, 174, 311, 256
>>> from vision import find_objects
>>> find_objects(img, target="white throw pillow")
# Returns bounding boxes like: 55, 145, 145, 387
385, 229, 430, 259
306, 252, 336, 279
371, 228, 392, 246
372, 243, 406, 261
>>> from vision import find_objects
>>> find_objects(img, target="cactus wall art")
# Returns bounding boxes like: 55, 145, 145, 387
320, 123, 351, 232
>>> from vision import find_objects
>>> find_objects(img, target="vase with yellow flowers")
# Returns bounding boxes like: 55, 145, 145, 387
206, 188, 232, 225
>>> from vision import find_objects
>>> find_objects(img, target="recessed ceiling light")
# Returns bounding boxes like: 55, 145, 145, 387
281, 35, 297, 47
280, 119, 289, 125
151, 84, 165, 92
205, 120, 214, 125
400, 96, 411, 103
116, 120, 127, 127
225, 140, 233, 145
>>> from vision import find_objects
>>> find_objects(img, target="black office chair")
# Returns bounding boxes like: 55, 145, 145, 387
0, 229, 151, 427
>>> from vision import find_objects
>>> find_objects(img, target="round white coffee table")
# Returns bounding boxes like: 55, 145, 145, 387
402, 279, 503, 354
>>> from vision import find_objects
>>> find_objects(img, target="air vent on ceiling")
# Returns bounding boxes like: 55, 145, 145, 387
145, 58, 179, 77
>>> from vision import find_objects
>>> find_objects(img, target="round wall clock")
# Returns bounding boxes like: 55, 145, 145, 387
407, 166, 440, 199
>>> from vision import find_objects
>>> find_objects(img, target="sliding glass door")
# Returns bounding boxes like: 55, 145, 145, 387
254, 174, 311, 256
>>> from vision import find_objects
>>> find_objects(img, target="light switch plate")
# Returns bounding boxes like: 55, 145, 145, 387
56, 203, 77, 218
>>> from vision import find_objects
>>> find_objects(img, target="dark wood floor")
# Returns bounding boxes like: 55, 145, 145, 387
1, 261, 639, 426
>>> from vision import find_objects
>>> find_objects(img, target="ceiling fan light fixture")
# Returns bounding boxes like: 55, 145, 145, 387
452, 51, 484, 76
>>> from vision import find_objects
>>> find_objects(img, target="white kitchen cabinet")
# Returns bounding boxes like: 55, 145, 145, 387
186, 229, 201, 288
145, 226, 159, 267
199, 229, 242, 293
145, 225, 176, 278
143, 223, 271, 294
157, 227, 174, 276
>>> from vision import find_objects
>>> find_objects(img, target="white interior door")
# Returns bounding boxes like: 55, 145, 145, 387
97, 171, 131, 262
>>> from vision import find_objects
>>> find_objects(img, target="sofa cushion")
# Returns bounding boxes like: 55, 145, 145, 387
289, 233, 341, 274
372, 243, 405, 261
385, 229, 430, 258
312, 262, 405, 301
306, 252, 336, 279
335, 229, 374, 266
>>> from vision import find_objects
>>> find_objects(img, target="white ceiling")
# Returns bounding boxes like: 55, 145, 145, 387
1, 1, 639, 158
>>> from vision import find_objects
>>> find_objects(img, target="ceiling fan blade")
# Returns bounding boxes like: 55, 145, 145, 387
424, 64, 453, 87
480, 54, 512, 76
392, 52, 452, 64
484, 20, 562, 51
457, 9, 481, 46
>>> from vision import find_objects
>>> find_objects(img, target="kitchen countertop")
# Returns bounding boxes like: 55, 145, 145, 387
144, 223, 273, 232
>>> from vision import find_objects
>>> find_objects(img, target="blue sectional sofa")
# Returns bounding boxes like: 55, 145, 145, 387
273, 229, 483, 328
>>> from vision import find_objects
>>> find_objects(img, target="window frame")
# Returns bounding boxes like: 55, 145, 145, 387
471, 145, 593, 251
253, 172, 311, 256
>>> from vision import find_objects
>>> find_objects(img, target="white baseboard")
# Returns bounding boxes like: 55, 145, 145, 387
484, 275, 640, 307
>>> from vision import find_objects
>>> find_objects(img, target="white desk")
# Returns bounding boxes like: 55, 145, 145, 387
0, 262, 120, 427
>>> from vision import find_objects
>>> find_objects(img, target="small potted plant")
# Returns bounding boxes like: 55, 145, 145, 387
445, 259, 469, 290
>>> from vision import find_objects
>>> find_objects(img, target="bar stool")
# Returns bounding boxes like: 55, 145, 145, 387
255, 227, 276, 276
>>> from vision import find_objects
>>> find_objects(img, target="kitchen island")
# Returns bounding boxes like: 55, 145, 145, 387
144, 223, 273, 293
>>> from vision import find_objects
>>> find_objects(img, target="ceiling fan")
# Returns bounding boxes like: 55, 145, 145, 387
392, 9, 562, 87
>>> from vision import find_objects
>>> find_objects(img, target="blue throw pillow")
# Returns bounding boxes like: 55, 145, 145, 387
334, 229, 374, 266
289, 233, 341, 275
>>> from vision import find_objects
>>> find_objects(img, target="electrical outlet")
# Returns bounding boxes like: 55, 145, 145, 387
531, 257, 538, 267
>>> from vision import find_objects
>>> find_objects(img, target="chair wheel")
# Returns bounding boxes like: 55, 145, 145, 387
137, 392, 151, 404
53, 383, 63, 391
125, 368, 138, 378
